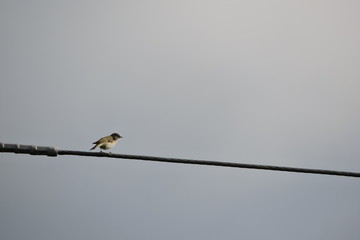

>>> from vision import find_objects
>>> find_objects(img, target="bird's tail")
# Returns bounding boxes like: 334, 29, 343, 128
90, 145, 97, 150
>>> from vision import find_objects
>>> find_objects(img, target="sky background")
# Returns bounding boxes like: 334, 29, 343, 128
1, 0, 360, 239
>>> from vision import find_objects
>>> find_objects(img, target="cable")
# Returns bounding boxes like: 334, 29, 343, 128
1, 142, 360, 178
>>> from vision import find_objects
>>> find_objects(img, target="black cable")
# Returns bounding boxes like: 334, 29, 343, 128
1, 142, 360, 178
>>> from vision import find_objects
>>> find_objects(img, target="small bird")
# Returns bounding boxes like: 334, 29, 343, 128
90, 133, 123, 152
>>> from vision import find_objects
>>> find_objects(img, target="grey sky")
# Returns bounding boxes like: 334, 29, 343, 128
1, 0, 360, 239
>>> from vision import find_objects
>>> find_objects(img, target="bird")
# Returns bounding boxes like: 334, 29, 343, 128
90, 133, 122, 152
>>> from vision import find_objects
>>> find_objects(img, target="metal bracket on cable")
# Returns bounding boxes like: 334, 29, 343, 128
0, 143, 58, 157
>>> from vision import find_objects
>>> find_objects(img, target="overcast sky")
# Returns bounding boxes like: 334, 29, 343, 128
1, 0, 360, 239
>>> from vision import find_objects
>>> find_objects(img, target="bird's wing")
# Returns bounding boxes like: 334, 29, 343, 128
93, 136, 108, 144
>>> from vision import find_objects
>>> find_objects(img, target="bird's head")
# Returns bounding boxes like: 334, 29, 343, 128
111, 133, 122, 140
